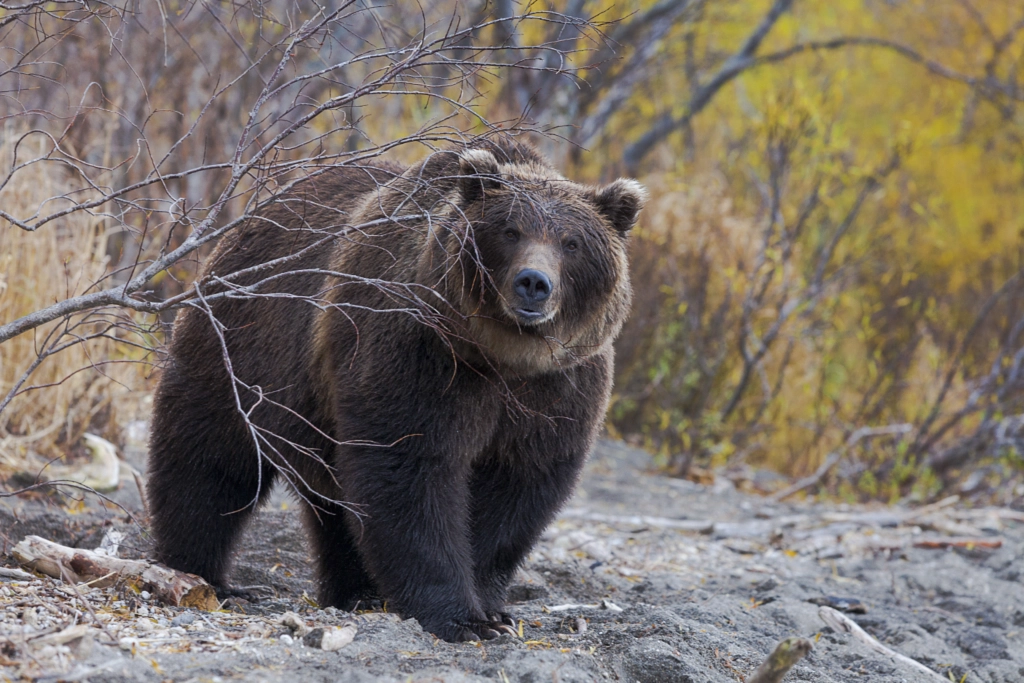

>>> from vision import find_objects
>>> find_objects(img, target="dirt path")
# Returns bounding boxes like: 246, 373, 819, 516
3, 439, 1024, 682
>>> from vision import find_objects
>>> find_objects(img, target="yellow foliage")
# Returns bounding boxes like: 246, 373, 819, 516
601, 0, 1024, 492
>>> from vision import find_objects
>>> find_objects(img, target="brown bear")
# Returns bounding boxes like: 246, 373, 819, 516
147, 136, 646, 642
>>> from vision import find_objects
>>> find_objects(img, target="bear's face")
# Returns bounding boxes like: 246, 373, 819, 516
451, 149, 647, 376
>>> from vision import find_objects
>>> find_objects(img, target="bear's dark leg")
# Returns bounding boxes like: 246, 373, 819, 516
335, 445, 497, 642
468, 358, 610, 625
147, 371, 275, 590
301, 500, 378, 610
468, 447, 588, 625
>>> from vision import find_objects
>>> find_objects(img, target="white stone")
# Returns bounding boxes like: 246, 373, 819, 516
319, 625, 357, 652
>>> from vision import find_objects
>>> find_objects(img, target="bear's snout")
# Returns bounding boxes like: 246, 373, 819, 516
513, 269, 552, 304
505, 242, 561, 325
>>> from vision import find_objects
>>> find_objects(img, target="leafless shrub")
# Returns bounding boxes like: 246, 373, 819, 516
0, 0, 602, 485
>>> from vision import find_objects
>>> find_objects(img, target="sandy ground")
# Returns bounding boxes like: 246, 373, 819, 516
3, 438, 1024, 682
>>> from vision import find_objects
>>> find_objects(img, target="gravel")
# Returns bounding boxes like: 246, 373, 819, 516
2, 439, 1024, 681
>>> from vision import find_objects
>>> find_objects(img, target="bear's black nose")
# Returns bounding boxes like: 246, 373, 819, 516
513, 269, 552, 303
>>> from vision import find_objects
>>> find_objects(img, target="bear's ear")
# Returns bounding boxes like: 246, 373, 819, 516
459, 149, 502, 203
591, 178, 648, 234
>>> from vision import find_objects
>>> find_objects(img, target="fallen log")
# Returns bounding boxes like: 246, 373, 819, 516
12, 535, 219, 610
818, 606, 946, 682
746, 636, 813, 683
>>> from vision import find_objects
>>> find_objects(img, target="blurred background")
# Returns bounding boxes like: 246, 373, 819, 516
1, 0, 1022, 505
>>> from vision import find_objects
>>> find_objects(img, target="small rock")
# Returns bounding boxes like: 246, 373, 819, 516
140, 590, 151, 600
69, 634, 93, 658
279, 634, 293, 645
507, 583, 549, 603
302, 627, 325, 648
34, 645, 57, 660
321, 625, 358, 651
170, 612, 196, 627
280, 611, 310, 637
303, 624, 357, 651
619, 640, 700, 683
600, 599, 623, 613
753, 577, 779, 593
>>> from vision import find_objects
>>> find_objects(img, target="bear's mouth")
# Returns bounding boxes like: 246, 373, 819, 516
510, 306, 555, 326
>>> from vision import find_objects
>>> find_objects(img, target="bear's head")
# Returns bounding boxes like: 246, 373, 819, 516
428, 141, 647, 376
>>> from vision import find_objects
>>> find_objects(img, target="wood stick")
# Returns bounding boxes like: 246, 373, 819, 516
559, 508, 714, 533
58, 562, 115, 642
769, 452, 842, 503
901, 495, 960, 519
770, 424, 913, 501
131, 468, 150, 521
746, 637, 813, 683
912, 536, 1002, 549
0, 567, 35, 581
12, 535, 218, 610
817, 606, 946, 681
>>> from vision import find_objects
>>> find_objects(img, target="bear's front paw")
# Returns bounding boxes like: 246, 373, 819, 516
486, 611, 517, 635
424, 618, 503, 643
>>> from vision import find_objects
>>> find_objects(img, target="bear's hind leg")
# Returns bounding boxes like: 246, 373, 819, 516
148, 402, 276, 591
301, 499, 378, 610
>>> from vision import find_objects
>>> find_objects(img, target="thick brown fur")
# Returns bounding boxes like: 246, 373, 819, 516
147, 136, 646, 642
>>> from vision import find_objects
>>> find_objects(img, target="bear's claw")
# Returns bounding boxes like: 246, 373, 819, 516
492, 622, 518, 637
487, 612, 517, 629
430, 619, 503, 643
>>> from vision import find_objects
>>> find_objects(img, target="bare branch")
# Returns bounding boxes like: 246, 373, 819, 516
623, 0, 795, 173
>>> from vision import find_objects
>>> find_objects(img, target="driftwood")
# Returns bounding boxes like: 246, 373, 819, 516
0, 567, 35, 581
818, 606, 946, 682
559, 508, 714, 533
12, 535, 219, 610
746, 637, 813, 683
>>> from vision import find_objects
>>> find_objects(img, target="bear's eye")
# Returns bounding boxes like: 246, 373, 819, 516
564, 239, 579, 252
504, 229, 519, 242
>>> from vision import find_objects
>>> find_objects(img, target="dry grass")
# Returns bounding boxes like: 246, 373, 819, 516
0, 131, 152, 477
610, 174, 755, 463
